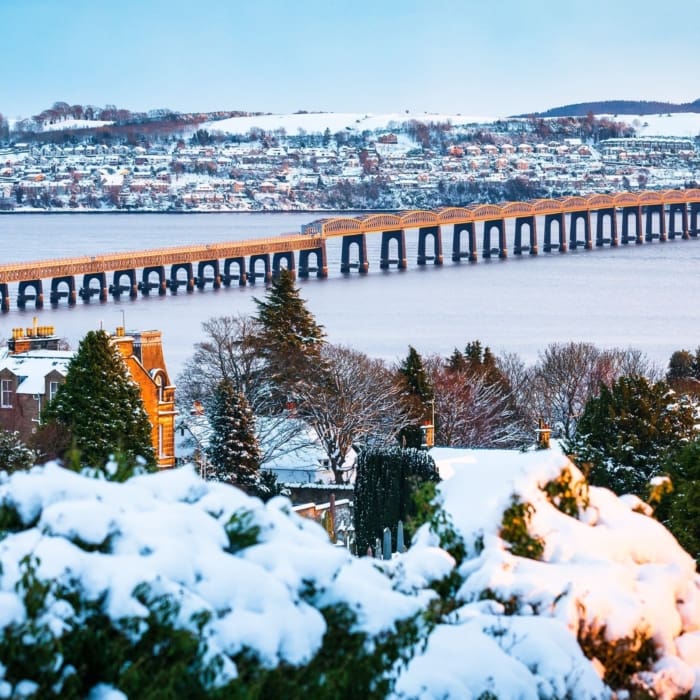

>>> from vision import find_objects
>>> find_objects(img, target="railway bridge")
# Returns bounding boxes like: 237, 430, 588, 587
2, 188, 700, 311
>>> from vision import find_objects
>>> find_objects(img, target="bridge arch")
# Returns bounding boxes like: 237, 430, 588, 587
80, 272, 108, 302
111, 269, 137, 298
170, 262, 195, 292
222, 258, 245, 287
272, 251, 296, 278
17, 280, 44, 309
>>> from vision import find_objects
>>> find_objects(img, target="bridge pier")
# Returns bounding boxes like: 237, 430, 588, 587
197, 260, 222, 289
272, 251, 296, 279
690, 203, 700, 237
668, 203, 688, 240
514, 216, 537, 255
621, 206, 643, 244
0, 284, 8, 312
417, 226, 443, 265
50, 276, 77, 306
111, 270, 138, 298
17, 280, 44, 309
645, 204, 666, 242
544, 213, 567, 253
569, 210, 592, 250
248, 254, 271, 284
170, 262, 196, 292
298, 245, 328, 279
452, 223, 477, 262
595, 208, 617, 247
380, 229, 407, 270
222, 258, 246, 287
483, 219, 506, 259
80, 272, 108, 302
340, 234, 368, 274
140, 266, 167, 296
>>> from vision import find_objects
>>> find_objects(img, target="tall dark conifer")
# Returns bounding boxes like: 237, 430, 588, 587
253, 269, 325, 404
206, 378, 261, 488
42, 330, 155, 472
398, 346, 433, 448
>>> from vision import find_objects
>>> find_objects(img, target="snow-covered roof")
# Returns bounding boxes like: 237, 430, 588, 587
0, 350, 72, 394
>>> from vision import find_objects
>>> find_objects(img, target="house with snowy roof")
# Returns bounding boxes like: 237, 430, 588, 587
0, 320, 176, 469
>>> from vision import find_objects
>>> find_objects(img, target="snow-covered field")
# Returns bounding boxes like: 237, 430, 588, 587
202, 111, 497, 135
200, 110, 700, 139
0, 446, 698, 697
601, 113, 700, 138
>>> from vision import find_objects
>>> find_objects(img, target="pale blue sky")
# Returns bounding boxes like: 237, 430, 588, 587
2, 0, 699, 120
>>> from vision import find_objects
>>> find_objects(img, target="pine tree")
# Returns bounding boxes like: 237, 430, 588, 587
397, 346, 433, 448
205, 379, 261, 488
253, 268, 325, 404
42, 330, 155, 473
568, 375, 697, 496
0, 429, 35, 474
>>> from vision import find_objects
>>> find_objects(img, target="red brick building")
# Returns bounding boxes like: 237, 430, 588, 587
0, 322, 176, 468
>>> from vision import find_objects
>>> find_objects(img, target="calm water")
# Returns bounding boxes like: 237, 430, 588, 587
1, 212, 698, 378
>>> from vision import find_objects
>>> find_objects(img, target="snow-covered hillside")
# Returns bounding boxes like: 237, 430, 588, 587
0, 448, 698, 698
601, 113, 700, 138
202, 111, 496, 136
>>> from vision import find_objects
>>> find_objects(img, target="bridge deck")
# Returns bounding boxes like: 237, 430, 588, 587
0, 233, 322, 284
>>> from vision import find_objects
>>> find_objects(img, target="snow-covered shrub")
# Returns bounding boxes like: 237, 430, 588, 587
542, 465, 590, 518
0, 463, 429, 699
498, 495, 545, 560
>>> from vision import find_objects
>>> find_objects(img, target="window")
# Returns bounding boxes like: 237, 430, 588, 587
49, 381, 60, 402
1, 379, 12, 408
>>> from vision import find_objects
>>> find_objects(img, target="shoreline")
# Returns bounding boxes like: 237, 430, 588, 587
0, 208, 393, 215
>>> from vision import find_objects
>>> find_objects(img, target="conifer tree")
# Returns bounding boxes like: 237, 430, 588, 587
42, 330, 155, 472
253, 269, 325, 404
354, 447, 439, 555
205, 378, 261, 488
397, 346, 433, 448
568, 375, 697, 496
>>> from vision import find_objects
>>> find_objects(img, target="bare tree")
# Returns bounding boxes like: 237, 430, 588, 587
523, 342, 617, 441
296, 344, 412, 484
177, 314, 312, 467
427, 356, 528, 448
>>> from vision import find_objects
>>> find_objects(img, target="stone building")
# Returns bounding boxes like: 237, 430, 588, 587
0, 321, 176, 468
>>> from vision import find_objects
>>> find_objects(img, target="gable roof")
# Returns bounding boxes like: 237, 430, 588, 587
0, 350, 72, 394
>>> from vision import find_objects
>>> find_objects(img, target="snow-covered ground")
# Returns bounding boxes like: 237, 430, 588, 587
200, 109, 700, 139
600, 113, 700, 138
202, 112, 497, 135
0, 447, 699, 698
39, 119, 114, 132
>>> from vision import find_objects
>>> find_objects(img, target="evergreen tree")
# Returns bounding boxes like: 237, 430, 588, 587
568, 375, 697, 496
0, 429, 35, 474
397, 346, 433, 448
354, 447, 439, 555
42, 330, 155, 473
253, 269, 325, 405
659, 440, 700, 563
205, 378, 261, 488
447, 349, 467, 373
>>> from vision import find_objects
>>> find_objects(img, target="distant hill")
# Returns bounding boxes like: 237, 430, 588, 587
520, 98, 700, 118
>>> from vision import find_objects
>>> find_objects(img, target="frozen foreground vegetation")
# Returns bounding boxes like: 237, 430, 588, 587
0, 447, 699, 698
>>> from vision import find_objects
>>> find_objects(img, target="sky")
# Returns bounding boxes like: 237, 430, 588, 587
2, 0, 700, 121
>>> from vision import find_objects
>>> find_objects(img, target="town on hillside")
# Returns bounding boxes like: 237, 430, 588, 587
1, 107, 699, 212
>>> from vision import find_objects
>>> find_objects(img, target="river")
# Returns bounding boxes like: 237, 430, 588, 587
1, 212, 698, 378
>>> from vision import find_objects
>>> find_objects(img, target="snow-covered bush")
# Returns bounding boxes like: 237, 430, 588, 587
0, 464, 431, 699
2, 446, 700, 699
